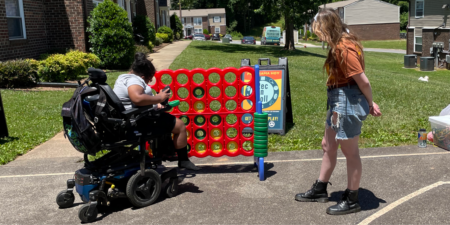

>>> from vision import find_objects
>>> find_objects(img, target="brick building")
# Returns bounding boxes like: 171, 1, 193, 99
319, 0, 400, 40
406, 0, 450, 58
169, 8, 226, 36
0, 0, 169, 61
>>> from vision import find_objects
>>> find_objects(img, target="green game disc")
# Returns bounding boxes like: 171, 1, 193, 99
253, 143, 267, 149
254, 122, 268, 127
254, 130, 267, 136
254, 113, 269, 119
210, 115, 222, 126
254, 152, 268, 157
254, 127, 268, 132
254, 135, 268, 140
254, 148, 268, 153
254, 140, 268, 145
254, 118, 268, 123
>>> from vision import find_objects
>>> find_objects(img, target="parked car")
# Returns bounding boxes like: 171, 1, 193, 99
241, 36, 256, 45
211, 33, 221, 41
224, 34, 232, 41
204, 34, 211, 40
193, 34, 206, 41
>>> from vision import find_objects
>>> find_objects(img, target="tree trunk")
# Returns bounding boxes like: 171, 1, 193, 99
283, 15, 295, 50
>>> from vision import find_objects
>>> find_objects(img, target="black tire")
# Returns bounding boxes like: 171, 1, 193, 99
56, 190, 75, 208
126, 169, 161, 207
78, 204, 98, 223
164, 178, 179, 198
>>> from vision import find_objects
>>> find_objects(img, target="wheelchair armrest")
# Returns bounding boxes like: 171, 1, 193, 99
121, 105, 154, 118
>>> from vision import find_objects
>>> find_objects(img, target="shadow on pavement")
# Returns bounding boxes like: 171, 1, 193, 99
177, 163, 276, 180
192, 44, 326, 59
329, 188, 386, 211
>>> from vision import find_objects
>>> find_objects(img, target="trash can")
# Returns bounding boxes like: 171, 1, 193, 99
222, 38, 230, 44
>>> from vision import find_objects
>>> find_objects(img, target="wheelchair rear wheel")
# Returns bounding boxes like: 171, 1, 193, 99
126, 169, 161, 207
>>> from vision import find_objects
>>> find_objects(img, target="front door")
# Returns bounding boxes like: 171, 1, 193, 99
187, 29, 192, 36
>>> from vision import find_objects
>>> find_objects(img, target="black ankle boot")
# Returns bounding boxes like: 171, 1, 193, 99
295, 180, 331, 203
326, 189, 361, 215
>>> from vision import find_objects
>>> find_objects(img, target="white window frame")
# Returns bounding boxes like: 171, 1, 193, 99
214, 16, 220, 23
215, 27, 220, 34
194, 17, 202, 26
415, 0, 424, 18
414, 28, 423, 52
6, 0, 26, 40
194, 28, 202, 34
93, 0, 103, 7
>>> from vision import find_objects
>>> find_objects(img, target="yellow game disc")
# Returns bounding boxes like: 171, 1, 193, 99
186, 130, 190, 139
193, 101, 205, 113
226, 141, 238, 152
195, 142, 206, 153
210, 128, 222, 139
211, 142, 223, 153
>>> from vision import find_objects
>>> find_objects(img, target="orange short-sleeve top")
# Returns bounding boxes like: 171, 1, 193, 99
326, 40, 365, 87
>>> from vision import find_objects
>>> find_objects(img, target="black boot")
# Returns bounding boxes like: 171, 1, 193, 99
326, 189, 361, 215
177, 146, 199, 171
295, 180, 331, 203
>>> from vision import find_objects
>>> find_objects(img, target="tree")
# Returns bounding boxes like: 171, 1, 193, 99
87, 0, 135, 69
133, 15, 156, 46
170, 13, 184, 39
255, 0, 328, 50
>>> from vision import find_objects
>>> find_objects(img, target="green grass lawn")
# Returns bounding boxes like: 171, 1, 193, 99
361, 40, 407, 50
0, 71, 126, 165
170, 41, 450, 152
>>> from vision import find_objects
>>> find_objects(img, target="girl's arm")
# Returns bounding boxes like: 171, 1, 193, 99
352, 73, 381, 117
128, 85, 170, 106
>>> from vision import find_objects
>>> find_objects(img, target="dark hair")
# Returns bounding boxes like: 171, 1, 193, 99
130, 52, 156, 79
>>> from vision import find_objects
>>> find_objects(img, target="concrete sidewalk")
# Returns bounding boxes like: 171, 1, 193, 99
150, 40, 191, 71
295, 42, 406, 54
1, 145, 449, 224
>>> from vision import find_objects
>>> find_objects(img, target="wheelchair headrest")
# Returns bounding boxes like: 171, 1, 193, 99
88, 68, 107, 84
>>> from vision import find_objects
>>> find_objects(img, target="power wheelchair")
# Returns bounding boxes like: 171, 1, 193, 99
56, 68, 180, 223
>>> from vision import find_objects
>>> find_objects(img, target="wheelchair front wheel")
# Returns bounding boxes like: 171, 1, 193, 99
164, 177, 179, 198
78, 204, 98, 223
126, 169, 161, 207
56, 190, 75, 208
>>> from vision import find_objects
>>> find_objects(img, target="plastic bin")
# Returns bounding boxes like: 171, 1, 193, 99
428, 115, 450, 150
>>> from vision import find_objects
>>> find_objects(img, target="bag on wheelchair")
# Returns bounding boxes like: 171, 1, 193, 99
61, 86, 101, 155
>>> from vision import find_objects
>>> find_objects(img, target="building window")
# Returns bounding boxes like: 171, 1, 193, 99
415, 0, 424, 18
93, 0, 103, 7
5, 0, 26, 39
194, 17, 202, 25
194, 28, 202, 34
214, 16, 220, 23
414, 28, 422, 52
181, 18, 185, 24
215, 27, 220, 33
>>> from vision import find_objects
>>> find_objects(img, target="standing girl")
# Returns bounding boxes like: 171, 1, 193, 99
295, 9, 381, 215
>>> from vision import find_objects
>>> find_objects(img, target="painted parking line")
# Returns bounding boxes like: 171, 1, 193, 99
358, 181, 450, 225
1, 151, 448, 179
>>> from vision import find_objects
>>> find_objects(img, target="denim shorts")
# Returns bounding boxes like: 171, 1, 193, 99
326, 84, 370, 140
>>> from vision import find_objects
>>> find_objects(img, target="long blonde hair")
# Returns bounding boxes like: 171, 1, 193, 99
312, 8, 364, 84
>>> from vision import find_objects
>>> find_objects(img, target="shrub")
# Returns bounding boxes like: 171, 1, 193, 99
155, 37, 163, 46
157, 25, 173, 42
230, 31, 243, 38
148, 41, 154, 50
170, 13, 183, 39
203, 29, 209, 35
37, 50, 100, 82
0, 59, 40, 88
135, 45, 152, 56
87, 0, 135, 69
132, 15, 156, 47
156, 33, 169, 43
176, 32, 180, 40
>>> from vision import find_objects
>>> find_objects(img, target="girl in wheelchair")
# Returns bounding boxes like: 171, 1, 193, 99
113, 53, 199, 171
